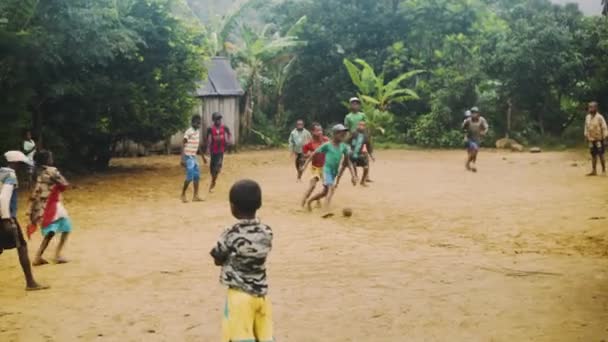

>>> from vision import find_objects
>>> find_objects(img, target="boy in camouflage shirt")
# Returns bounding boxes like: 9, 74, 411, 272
211, 179, 274, 342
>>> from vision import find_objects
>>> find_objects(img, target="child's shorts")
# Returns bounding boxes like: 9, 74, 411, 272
222, 288, 274, 342
323, 168, 337, 187
210, 153, 224, 176
465, 140, 480, 151
41, 217, 73, 237
310, 165, 323, 181
184, 155, 200, 182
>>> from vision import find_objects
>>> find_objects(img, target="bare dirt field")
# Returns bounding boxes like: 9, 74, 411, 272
1, 149, 607, 342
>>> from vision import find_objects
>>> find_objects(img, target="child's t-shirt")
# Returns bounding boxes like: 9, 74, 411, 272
183, 127, 200, 156
303, 136, 329, 168
211, 218, 273, 297
0, 167, 18, 219
316, 142, 350, 173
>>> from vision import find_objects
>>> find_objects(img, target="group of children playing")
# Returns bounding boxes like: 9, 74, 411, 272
289, 97, 374, 217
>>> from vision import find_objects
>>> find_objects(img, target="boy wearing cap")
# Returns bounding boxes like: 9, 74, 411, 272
1, 151, 48, 291
181, 115, 206, 202
206, 112, 232, 192
288, 119, 312, 181
462, 107, 489, 172
301, 124, 357, 217
344, 97, 367, 133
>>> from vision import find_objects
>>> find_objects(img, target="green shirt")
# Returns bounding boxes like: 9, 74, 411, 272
344, 112, 367, 132
316, 141, 350, 174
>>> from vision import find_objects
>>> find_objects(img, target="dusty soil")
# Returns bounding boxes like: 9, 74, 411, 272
1, 150, 607, 342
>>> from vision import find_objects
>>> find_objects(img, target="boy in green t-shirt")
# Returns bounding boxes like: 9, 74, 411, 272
300, 124, 357, 217
344, 97, 367, 132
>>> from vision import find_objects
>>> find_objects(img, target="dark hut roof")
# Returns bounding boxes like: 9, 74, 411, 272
196, 57, 244, 97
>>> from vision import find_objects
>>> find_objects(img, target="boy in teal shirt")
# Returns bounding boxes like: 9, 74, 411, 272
301, 124, 357, 217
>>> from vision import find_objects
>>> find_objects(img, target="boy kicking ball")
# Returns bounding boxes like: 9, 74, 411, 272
301, 124, 357, 218
210, 180, 274, 342
300, 122, 329, 208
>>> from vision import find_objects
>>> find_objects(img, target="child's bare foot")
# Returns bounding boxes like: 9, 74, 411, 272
181, 194, 188, 203
586, 171, 597, 176
32, 258, 49, 266
306, 201, 313, 212
321, 212, 334, 219
54, 257, 69, 264
360, 181, 368, 187
192, 196, 205, 202
315, 200, 322, 208
26, 283, 50, 291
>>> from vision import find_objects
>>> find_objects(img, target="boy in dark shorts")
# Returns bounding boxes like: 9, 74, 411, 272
300, 123, 329, 207
210, 180, 274, 342
206, 112, 232, 192
301, 124, 357, 217
0, 151, 48, 291
288, 119, 312, 181
337, 121, 375, 187
462, 107, 488, 172
584, 102, 607, 176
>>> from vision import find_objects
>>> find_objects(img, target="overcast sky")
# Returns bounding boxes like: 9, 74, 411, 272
551, 0, 602, 14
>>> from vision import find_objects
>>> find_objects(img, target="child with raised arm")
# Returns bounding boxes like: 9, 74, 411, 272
300, 122, 329, 207
301, 124, 357, 217
210, 180, 274, 342
29, 150, 73, 265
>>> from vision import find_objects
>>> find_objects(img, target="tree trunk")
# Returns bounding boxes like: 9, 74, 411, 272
506, 97, 512, 139
275, 91, 285, 127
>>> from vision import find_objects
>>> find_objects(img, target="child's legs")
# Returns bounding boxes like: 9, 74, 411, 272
302, 177, 319, 206
34, 232, 54, 263
324, 185, 336, 210
181, 180, 191, 195
307, 185, 328, 205
222, 289, 257, 342
254, 296, 274, 342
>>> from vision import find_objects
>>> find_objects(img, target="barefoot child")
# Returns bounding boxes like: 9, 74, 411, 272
206, 112, 232, 192
301, 124, 357, 217
584, 101, 607, 176
288, 119, 311, 181
300, 123, 329, 207
210, 180, 274, 342
462, 107, 488, 172
337, 121, 375, 187
28, 150, 73, 265
0, 151, 48, 291
181, 115, 206, 202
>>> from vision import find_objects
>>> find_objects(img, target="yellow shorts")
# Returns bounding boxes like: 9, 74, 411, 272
222, 288, 274, 342
310, 166, 323, 180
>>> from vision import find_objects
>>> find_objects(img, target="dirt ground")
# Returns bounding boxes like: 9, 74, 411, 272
1, 149, 607, 342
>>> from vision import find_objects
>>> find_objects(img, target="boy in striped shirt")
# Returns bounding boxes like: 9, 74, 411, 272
181, 115, 206, 203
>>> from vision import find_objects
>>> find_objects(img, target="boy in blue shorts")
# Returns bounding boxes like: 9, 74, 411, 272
301, 124, 357, 217
210, 180, 274, 342
181, 115, 206, 202
462, 107, 488, 172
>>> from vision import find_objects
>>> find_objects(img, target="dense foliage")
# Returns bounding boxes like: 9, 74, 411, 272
0, 0, 207, 169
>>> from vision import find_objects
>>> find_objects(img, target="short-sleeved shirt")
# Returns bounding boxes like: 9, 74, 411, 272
0, 167, 18, 218
303, 137, 329, 168
289, 129, 312, 154
585, 113, 608, 141
350, 131, 371, 159
344, 112, 367, 132
462, 117, 488, 142
211, 218, 273, 297
316, 141, 350, 173
183, 127, 200, 156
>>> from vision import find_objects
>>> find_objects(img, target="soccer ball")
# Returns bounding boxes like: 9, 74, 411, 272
342, 208, 353, 218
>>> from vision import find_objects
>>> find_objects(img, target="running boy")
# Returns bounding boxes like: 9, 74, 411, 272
584, 101, 607, 176
29, 150, 73, 266
337, 121, 375, 187
0, 151, 48, 291
210, 180, 274, 342
181, 115, 206, 202
206, 112, 232, 192
301, 124, 357, 217
300, 123, 329, 207
288, 119, 311, 181
462, 107, 488, 172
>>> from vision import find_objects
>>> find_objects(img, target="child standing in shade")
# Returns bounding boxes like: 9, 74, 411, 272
28, 150, 73, 266
288, 119, 311, 181
300, 122, 329, 207
206, 112, 232, 192
181, 115, 206, 202
210, 180, 274, 342
301, 124, 357, 217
